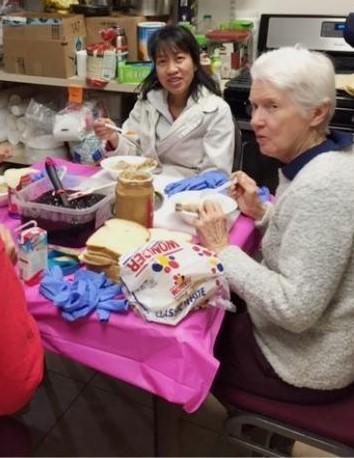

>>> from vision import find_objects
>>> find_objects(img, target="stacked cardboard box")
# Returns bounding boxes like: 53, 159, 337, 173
3, 12, 86, 78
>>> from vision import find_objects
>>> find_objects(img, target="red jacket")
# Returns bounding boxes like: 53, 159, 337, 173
0, 237, 44, 415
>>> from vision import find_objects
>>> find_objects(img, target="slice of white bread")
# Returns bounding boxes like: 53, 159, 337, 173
86, 218, 150, 257
79, 249, 114, 266
83, 245, 121, 262
149, 228, 193, 243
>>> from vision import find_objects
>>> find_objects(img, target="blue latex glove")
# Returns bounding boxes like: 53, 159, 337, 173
56, 280, 99, 312
164, 171, 228, 197
98, 283, 122, 301
75, 269, 107, 288
257, 186, 271, 203
96, 298, 129, 322
39, 267, 129, 322
96, 279, 128, 322
39, 266, 69, 301
62, 300, 98, 322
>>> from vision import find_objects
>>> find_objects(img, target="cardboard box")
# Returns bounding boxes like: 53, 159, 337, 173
85, 15, 145, 61
3, 12, 86, 78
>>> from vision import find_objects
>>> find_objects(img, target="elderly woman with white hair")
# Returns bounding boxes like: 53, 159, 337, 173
196, 46, 354, 403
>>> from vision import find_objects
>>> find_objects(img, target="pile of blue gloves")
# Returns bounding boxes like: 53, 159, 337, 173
39, 266, 129, 322
164, 170, 271, 202
164, 170, 228, 197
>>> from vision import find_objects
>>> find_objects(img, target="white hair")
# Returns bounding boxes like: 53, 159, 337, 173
250, 46, 336, 130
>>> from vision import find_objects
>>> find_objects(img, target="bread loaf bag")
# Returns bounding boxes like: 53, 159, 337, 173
120, 239, 232, 325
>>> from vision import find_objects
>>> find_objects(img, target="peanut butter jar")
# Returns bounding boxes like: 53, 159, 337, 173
115, 169, 154, 228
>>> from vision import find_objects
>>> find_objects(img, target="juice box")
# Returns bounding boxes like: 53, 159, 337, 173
16, 220, 48, 285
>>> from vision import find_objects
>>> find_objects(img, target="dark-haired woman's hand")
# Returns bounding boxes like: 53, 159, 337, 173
93, 118, 119, 149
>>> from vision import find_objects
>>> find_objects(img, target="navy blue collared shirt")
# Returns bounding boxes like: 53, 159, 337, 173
282, 130, 353, 181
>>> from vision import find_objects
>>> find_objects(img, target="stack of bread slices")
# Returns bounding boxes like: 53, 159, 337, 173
80, 218, 192, 282
80, 219, 150, 282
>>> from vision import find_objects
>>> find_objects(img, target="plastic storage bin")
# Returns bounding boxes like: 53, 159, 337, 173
118, 61, 153, 84
14, 173, 114, 248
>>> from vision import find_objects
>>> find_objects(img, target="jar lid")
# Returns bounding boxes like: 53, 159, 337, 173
118, 169, 153, 183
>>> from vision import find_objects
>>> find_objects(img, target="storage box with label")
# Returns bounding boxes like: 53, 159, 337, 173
3, 12, 86, 78
85, 15, 145, 61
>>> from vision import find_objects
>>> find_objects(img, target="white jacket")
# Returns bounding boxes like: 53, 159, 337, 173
109, 86, 234, 177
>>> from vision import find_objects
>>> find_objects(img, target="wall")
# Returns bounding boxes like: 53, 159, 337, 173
198, 0, 354, 26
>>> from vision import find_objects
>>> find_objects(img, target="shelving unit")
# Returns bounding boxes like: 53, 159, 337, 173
0, 68, 230, 166
0, 67, 141, 166
0, 68, 139, 93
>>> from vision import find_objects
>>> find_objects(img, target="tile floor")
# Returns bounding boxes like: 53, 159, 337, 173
9, 351, 245, 457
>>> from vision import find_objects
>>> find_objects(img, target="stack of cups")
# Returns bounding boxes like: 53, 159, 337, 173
76, 50, 87, 78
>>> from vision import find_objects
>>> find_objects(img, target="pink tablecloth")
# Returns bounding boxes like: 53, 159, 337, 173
0, 159, 260, 413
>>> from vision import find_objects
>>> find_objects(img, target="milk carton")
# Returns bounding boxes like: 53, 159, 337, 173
16, 220, 48, 285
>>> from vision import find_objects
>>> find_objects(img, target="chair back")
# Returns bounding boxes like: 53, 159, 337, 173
238, 137, 281, 194
213, 383, 354, 457
232, 118, 243, 171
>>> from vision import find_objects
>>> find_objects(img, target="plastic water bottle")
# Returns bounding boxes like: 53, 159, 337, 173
200, 14, 214, 33
115, 26, 128, 63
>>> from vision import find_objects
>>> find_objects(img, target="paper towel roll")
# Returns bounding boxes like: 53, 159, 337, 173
8, 94, 22, 106
10, 102, 27, 117
6, 113, 17, 131
8, 129, 20, 146
76, 50, 87, 78
16, 116, 27, 132
20, 125, 35, 144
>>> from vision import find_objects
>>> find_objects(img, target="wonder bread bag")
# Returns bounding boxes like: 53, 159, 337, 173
119, 239, 233, 325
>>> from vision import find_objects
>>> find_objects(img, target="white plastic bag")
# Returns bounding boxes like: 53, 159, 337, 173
25, 98, 56, 133
69, 133, 105, 164
120, 239, 233, 326
53, 102, 95, 142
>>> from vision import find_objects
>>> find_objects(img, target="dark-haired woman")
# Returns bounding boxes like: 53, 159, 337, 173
94, 25, 234, 177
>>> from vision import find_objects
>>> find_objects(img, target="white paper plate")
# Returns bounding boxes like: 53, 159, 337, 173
170, 190, 239, 227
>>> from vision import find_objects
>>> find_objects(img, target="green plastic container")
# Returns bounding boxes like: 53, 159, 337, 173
220, 20, 254, 30
195, 34, 209, 47
118, 61, 153, 84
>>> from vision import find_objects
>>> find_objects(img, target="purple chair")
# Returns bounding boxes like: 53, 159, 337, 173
212, 382, 354, 456
0, 417, 32, 456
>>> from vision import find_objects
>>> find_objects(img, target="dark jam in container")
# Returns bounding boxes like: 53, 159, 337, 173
21, 190, 106, 248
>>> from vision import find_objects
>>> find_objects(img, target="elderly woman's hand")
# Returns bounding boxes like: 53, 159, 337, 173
0, 224, 17, 264
230, 171, 266, 221
93, 118, 119, 149
194, 200, 229, 253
